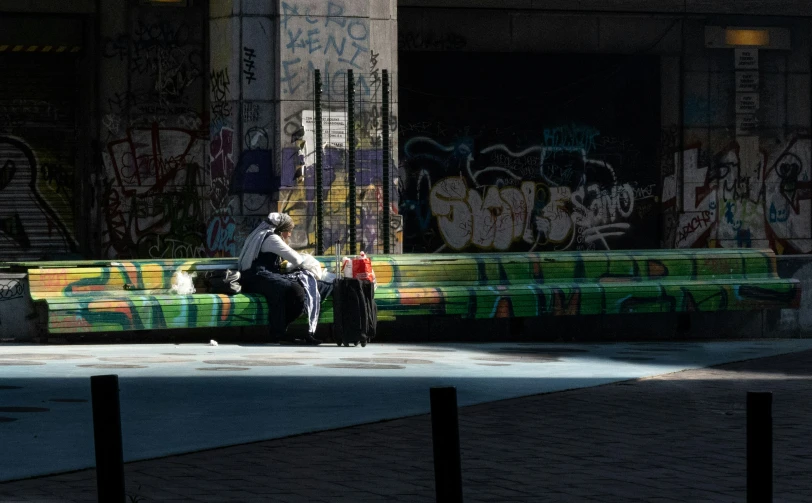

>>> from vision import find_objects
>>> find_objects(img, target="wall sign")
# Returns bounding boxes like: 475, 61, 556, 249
734, 48, 759, 70
736, 93, 760, 114
736, 114, 759, 136
735, 71, 759, 92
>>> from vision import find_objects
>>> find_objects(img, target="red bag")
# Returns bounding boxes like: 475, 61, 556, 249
347, 252, 376, 283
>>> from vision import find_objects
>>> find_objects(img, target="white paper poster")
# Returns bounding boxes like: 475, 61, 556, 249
302, 110, 347, 163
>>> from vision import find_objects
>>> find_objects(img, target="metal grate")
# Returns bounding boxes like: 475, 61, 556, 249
282, 69, 397, 257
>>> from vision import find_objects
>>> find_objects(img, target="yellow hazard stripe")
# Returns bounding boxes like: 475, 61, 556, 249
0, 45, 81, 53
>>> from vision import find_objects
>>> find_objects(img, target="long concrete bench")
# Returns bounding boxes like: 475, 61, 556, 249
5, 249, 801, 336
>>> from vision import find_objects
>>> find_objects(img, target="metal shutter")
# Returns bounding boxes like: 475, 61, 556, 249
0, 53, 80, 261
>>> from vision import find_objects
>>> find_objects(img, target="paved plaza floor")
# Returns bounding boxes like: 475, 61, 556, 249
2, 339, 812, 501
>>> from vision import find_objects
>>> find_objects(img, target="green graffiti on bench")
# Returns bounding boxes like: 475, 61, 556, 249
365, 249, 800, 318
14, 249, 801, 334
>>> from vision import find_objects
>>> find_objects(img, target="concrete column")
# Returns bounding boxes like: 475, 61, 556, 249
275, 0, 398, 254
209, 0, 398, 256
209, 0, 277, 257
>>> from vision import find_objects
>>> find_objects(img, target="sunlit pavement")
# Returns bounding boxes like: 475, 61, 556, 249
2, 339, 812, 488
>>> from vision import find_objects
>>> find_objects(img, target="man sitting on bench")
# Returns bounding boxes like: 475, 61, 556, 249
237, 212, 330, 345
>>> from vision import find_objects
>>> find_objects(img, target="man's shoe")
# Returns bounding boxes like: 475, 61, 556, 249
304, 333, 322, 346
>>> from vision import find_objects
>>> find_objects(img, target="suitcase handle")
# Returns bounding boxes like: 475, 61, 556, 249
335, 239, 342, 276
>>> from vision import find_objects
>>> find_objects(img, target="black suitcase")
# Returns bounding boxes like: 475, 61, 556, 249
332, 278, 377, 347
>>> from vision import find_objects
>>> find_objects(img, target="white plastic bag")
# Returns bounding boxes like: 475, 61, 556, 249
288, 253, 324, 280
171, 270, 197, 295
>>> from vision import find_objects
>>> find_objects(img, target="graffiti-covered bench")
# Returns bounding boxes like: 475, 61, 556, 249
369, 249, 800, 317
12, 248, 801, 336
22, 258, 277, 334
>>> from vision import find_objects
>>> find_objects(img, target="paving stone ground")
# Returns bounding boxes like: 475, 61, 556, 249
3, 349, 812, 502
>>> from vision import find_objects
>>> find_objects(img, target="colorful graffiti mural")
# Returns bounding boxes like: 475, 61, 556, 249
206, 125, 276, 258
399, 131, 657, 253
662, 136, 812, 254
279, 144, 399, 254
25, 249, 799, 334
406, 136, 644, 252
398, 52, 661, 254
101, 124, 208, 258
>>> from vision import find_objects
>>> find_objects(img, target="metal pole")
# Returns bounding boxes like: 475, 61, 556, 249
430, 386, 464, 503
347, 69, 357, 255
381, 69, 391, 254
91, 375, 125, 503
747, 391, 773, 503
315, 70, 324, 256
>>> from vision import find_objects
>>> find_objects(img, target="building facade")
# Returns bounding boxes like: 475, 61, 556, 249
0, 0, 810, 261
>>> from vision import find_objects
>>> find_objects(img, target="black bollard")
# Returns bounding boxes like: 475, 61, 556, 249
430, 386, 464, 503
747, 391, 772, 503
91, 374, 125, 503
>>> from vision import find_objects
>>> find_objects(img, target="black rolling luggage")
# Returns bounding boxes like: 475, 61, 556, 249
332, 277, 377, 347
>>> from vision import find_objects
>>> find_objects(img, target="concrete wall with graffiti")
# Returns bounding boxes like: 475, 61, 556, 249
209, 0, 401, 258
95, 0, 399, 259
660, 19, 812, 254
398, 50, 661, 253
276, 0, 400, 254
399, 9, 812, 256
5, 4, 810, 261
207, 1, 278, 259
98, 0, 208, 259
